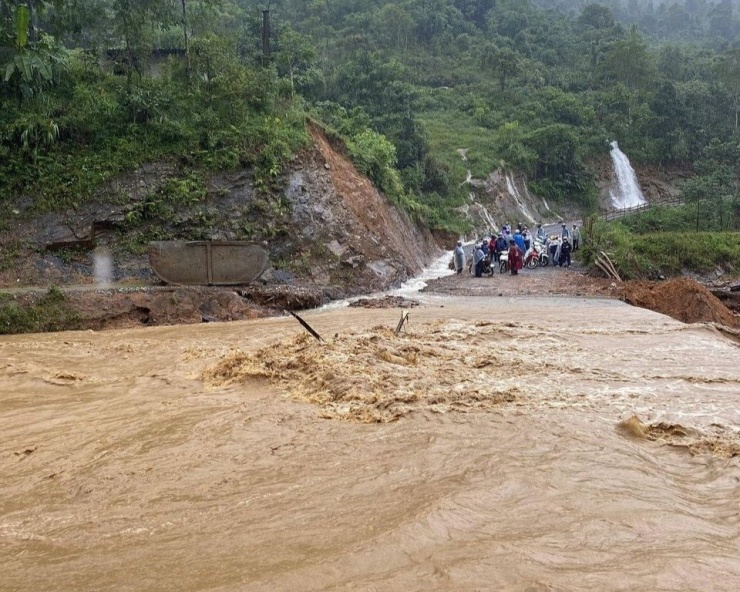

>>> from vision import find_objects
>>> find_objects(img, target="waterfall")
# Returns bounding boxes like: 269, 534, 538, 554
506, 174, 536, 223
93, 247, 113, 287
609, 141, 646, 209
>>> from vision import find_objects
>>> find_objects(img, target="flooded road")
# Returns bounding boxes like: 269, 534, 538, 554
1, 297, 739, 591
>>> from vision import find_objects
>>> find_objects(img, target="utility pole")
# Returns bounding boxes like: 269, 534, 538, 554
262, 1, 272, 65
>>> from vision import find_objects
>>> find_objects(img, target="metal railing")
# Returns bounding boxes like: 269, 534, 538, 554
601, 195, 684, 221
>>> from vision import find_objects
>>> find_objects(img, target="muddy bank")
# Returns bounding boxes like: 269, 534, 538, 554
0, 284, 328, 333
619, 277, 740, 328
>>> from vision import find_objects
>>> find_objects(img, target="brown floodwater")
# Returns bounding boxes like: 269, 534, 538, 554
1, 296, 739, 591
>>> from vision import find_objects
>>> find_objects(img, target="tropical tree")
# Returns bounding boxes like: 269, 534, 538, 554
716, 49, 740, 130
274, 26, 316, 97
1, 3, 68, 104
482, 44, 520, 92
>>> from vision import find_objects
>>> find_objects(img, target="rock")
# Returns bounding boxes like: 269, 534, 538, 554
342, 255, 365, 268
326, 240, 345, 257
324, 163, 331, 170
367, 260, 396, 278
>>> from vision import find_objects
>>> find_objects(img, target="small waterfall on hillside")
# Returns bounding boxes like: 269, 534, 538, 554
609, 141, 647, 209
472, 202, 498, 234
93, 248, 113, 287
506, 175, 536, 223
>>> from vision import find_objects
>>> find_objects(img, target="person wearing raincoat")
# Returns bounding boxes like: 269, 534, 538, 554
472, 243, 486, 277
454, 241, 466, 274
508, 240, 524, 276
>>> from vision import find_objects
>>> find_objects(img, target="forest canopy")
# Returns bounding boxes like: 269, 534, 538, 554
1, 0, 739, 230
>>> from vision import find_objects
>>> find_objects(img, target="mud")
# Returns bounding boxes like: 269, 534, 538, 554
348, 295, 420, 309
203, 321, 523, 422
2, 298, 739, 591
621, 277, 740, 328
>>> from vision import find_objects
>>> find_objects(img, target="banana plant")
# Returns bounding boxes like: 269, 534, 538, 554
1, 3, 67, 103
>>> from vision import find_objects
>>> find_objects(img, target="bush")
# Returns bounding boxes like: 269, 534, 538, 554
0, 287, 81, 335
582, 218, 740, 279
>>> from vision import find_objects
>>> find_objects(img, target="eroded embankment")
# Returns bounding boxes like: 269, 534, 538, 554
620, 277, 740, 328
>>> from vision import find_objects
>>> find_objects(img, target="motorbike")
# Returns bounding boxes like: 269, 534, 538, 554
534, 240, 550, 267
469, 255, 495, 276
498, 251, 509, 274
481, 257, 494, 276
524, 245, 540, 269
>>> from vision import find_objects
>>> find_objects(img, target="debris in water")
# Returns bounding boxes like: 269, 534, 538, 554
349, 296, 419, 309
202, 320, 525, 423
286, 310, 323, 341
617, 415, 739, 458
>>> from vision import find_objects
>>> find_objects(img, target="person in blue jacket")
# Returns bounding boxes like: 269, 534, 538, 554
513, 230, 526, 254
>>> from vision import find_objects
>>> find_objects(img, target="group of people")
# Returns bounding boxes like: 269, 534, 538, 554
545, 223, 580, 269
453, 222, 582, 277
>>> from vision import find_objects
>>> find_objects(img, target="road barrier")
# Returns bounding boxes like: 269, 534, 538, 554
601, 195, 684, 221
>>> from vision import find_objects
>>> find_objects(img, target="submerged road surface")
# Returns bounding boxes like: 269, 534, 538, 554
1, 296, 739, 591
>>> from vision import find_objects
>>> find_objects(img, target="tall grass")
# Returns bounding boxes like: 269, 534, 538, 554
582, 218, 740, 279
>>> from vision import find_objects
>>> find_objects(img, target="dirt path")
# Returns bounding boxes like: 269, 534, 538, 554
424, 261, 618, 300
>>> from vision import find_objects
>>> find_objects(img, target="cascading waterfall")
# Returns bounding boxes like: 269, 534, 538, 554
609, 141, 647, 209
506, 174, 536, 223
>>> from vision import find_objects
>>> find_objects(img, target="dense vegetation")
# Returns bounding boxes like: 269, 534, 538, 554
582, 211, 740, 279
0, 286, 81, 333
1, 0, 739, 233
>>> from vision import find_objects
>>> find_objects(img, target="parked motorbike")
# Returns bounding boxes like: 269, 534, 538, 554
468, 255, 495, 276
524, 246, 540, 269
534, 240, 550, 267
498, 251, 509, 274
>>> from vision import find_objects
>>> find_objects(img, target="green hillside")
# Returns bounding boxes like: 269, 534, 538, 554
2, 0, 739, 233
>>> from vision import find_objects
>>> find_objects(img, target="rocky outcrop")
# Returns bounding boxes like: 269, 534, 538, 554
0, 125, 438, 296
591, 156, 692, 210
458, 168, 561, 238
284, 126, 438, 292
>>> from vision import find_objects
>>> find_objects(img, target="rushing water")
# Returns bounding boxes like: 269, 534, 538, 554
92, 248, 113, 287
1, 297, 739, 591
609, 140, 647, 209
506, 174, 536, 223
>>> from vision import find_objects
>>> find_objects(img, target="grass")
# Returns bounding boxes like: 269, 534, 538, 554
582, 218, 740, 279
418, 108, 501, 182
0, 287, 82, 335
616, 203, 739, 235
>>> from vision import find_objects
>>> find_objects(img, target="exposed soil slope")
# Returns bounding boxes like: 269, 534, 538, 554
0, 126, 436, 294
620, 277, 739, 328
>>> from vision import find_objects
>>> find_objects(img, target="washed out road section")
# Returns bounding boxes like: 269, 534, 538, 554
1, 297, 739, 591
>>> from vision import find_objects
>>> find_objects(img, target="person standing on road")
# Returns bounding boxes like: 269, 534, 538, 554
559, 238, 572, 267
495, 234, 508, 264
549, 235, 560, 267
513, 230, 526, 253
473, 243, 486, 277
536, 223, 546, 242
560, 222, 570, 240
508, 240, 524, 276
572, 225, 581, 251
454, 241, 466, 274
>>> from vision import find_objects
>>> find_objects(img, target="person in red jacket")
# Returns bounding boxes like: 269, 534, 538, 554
508, 240, 524, 276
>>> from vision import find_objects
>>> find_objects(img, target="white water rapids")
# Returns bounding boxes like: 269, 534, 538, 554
609, 140, 647, 209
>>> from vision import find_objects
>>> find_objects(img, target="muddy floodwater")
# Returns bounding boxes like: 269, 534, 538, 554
1, 296, 739, 591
